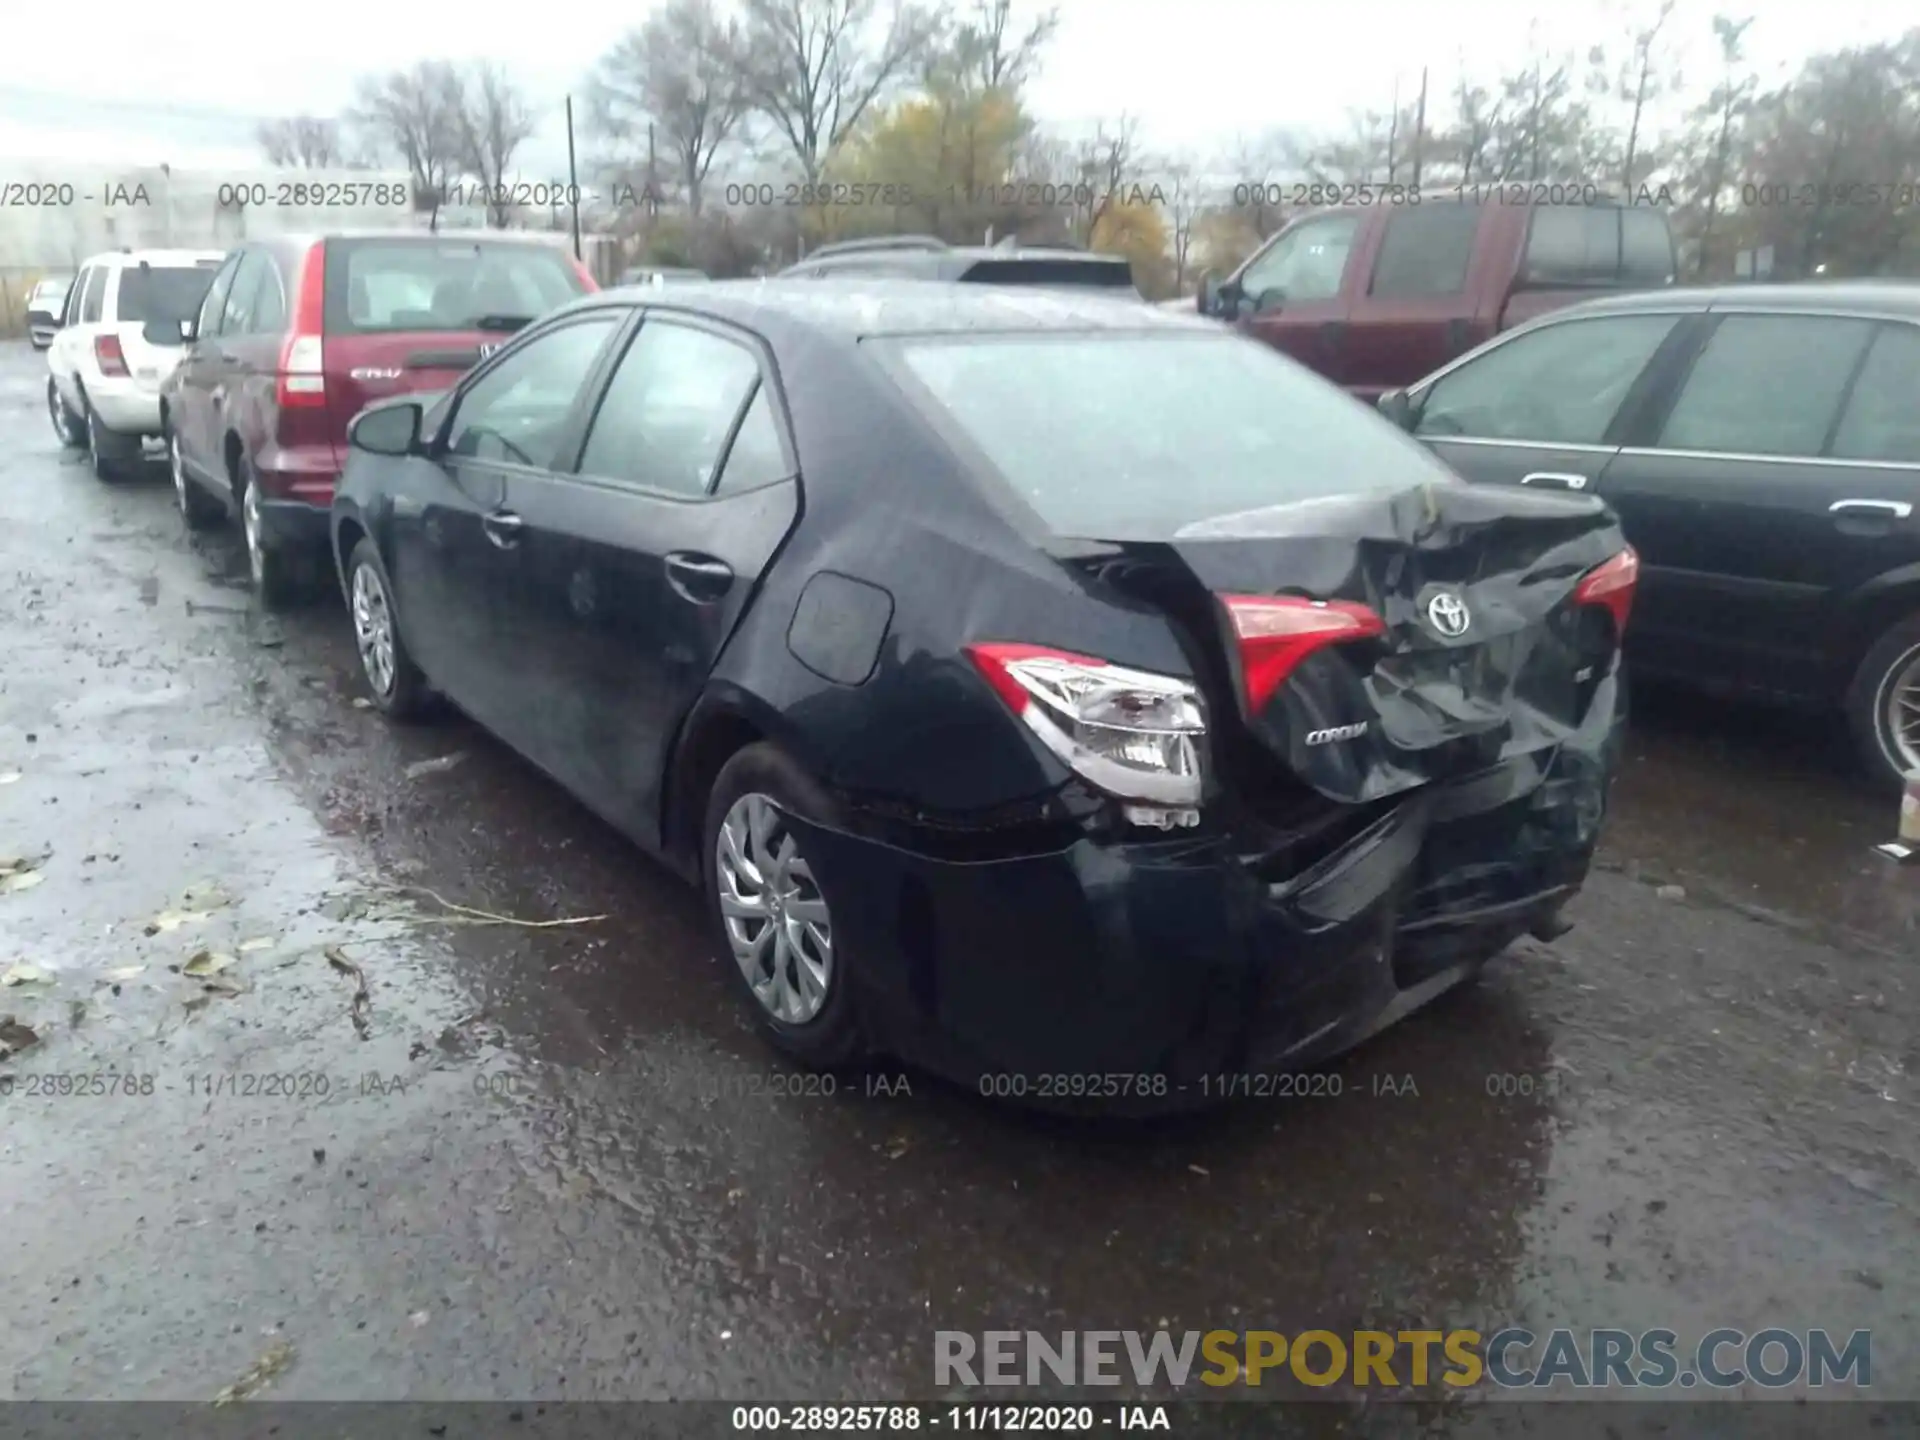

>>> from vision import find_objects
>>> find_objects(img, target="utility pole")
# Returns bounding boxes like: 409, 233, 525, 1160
1412, 68, 1428, 187
565, 95, 583, 263
1387, 74, 1400, 182
647, 122, 659, 219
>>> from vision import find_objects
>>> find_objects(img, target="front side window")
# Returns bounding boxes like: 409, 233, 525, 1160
1369, 206, 1482, 297
1238, 215, 1362, 304
1657, 315, 1875, 458
889, 331, 1458, 540
576, 321, 762, 496
444, 317, 620, 468
1415, 314, 1679, 445
218, 253, 264, 335
1830, 323, 1920, 464
64, 268, 92, 325
197, 256, 239, 337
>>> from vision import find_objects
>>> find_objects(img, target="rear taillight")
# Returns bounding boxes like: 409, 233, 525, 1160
93, 335, 129, 377
1220, 595, 1387, 713
277, 240, 328, 409
965, 643, 1206, 808
1573, 546, 1639, 636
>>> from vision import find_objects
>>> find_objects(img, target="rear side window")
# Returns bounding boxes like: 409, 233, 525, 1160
1524, 206, 1675, 287
1416, 314, 1679, 445
1368, 206, 1482, 297
714, 387, 791, 494
80, 266, 108, 323
64, 269, 90, 324
959, 259, 1137, 293
1830, 324, 1920, 463
889, 332, 1457, 539
577, 321, 761, 497
325, 240, 588, 335
114, 264, 217, 326
1658, 314, 1876, 457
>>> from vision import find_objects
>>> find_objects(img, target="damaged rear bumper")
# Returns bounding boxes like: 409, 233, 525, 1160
790, 697, 1618, 1111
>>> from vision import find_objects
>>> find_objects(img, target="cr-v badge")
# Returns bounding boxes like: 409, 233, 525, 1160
1304, 721, 1371, 746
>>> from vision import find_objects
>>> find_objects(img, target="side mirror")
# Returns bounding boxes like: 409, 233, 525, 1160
143, 318, 193, 346
349, 401, 423, 458
1197, 271, 1221, 315
1377, 389, 1416, 432
1254, 287, 1287, 314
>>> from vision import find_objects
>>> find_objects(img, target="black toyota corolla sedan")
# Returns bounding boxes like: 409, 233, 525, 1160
330, 281, 1636, 1106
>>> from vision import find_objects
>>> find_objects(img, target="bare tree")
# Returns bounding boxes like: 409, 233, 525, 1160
941, 0, 1058, 92
349, 62, 467, 229
590, 0, 749, 217
451, 63, 538, 227
1612, 0, 1679, 191
730, 0, 943, 184
1688, 13, 1758, 274
1071, 114, 1139, 241
257, 116, 345, 169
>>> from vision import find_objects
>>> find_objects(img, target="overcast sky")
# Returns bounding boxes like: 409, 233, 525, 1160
1, 0, 1912, 174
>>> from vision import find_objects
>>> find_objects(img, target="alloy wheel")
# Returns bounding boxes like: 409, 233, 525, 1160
1884, 644, 1920, 778
715, 793, 834, 1025
350, 562, 396, 697
47, 383, 72, 445
242, 480, 266, 588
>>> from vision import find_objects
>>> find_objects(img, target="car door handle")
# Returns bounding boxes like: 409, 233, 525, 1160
1520, 471, 1590, 491
664, 551, 734, 603
481, 509, 524, 548
1829, 499, 1912, 520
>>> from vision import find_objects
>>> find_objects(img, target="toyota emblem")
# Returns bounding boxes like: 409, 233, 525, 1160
1427, 591, 1471, 638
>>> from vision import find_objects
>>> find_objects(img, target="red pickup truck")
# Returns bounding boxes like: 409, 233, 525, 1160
1198, 197, 1678, 399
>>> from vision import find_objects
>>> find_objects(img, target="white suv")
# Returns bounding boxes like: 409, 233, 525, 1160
47, 249, 226, 479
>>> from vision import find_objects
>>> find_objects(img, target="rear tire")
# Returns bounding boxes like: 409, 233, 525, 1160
702, 743, 867, 1070
84, 402, 138, 483
1847, 612, 1920, 792
238, 457, 306, 612
345, 538, 433, 719
48, 380, 82, 449
171, 434, 224, 531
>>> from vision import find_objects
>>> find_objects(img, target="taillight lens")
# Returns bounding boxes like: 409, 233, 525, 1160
277, 240, 328, 409
1573, 546, 1639, 636
1221, 595, 1387, 713
94, 335, 129, 377
965, 643, 1206, 806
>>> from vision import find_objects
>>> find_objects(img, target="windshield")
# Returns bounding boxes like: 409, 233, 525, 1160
325, 240, 588, 335
114, 266, 215, 325
889, 331, 1455, 539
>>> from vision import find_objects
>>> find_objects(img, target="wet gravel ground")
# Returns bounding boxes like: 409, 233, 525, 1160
1, 341, 1915, 1415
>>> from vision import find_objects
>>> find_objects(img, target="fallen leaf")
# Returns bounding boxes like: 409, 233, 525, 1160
405, 752, 468, 780
238, 937, 275, 953
0, 771, 21, 785
200, 977, 245, 997
178, 882, 233, 912
0, 1015, 40, 1058
2, 963, 48, 987
351, 697, 373, 710
2, 871, 45, 895
212, 1339, 295, 1406
1188, 1164, 1210, 1177
146, 908, 213, 936
68, 999, 87, 1029
408, 1310, 430, 1328
100, 965, 146, 983
182, 950, 236, 977
0, 855, 24, 874
883, 1136, 911, 1160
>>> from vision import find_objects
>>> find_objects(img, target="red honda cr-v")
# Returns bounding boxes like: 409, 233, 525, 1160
162, 230, 596, 606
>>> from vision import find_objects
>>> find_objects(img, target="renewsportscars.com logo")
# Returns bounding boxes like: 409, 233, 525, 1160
934, 1328, 1872, 1392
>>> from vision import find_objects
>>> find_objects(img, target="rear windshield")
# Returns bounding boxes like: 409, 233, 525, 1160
114, 265, 216, 325
959, 259, 1138, 294
1523, 206, 1675, 288
888, 332, 1455, 539
324, 240, 588, 335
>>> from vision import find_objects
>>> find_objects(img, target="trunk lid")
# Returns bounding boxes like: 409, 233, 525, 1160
1070, 481, 1628, 806
323, 331, 511, 442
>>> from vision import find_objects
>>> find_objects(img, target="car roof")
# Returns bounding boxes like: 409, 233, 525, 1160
557, 278, 1211, 339
77, 249, 225, 267
1557, 280, 1920, 320
264, 229, 580, 250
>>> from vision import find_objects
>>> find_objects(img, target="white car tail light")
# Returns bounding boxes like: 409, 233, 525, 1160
93, 335, 130, 378
966, 643, 1206, 807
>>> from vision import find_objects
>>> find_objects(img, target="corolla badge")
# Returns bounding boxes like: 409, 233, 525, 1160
1426, 591, 1471, 638
1304, 721, 1370, 747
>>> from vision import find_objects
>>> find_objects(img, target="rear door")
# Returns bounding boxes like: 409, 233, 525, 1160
1343, 203, 1487, 397
499, 313, 800, 842
1230, 211, 1365, 382
321, 236, 596, 444
1596, 311, 1920, 700
392, 311, 624, 744
51, 265, 93, 406
195, 250, 267, 476
172, 253, 242, 477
